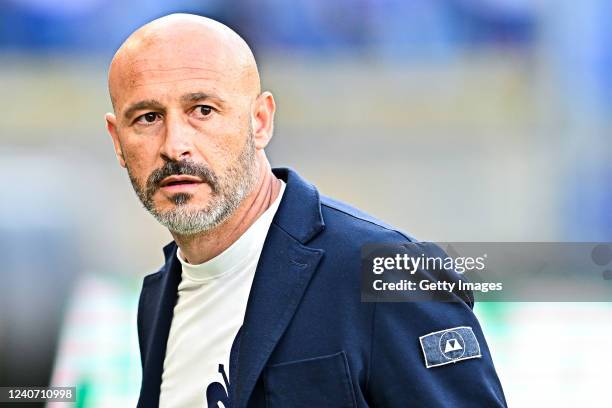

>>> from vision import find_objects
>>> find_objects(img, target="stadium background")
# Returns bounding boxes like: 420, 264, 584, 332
1, 0, 611, 406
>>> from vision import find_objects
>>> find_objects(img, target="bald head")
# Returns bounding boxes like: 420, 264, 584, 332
105, 13, 278, 241
108, 13, 260, 112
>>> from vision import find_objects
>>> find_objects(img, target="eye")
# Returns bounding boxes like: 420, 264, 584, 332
194, 105, 214, 118
135, 112, 161, 125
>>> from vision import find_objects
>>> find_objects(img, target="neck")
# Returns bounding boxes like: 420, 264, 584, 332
171, 156, 280, 265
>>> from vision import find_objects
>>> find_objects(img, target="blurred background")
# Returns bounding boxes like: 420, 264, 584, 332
1, 0, 611, 406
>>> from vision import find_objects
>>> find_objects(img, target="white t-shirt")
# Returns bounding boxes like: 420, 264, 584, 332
159, 180, 286, 408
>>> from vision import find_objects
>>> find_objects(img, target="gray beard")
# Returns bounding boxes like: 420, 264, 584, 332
128, 130, 259, 235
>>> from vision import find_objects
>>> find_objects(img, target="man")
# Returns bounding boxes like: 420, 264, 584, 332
106, 13, 506, 408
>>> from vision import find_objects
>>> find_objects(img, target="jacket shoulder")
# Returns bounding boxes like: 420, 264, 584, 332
319, 195, 415, 244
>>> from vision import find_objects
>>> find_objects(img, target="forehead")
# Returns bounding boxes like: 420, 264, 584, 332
113, 49, 245, 110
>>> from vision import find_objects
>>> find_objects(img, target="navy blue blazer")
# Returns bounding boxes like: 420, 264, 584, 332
136, 168, 507, 407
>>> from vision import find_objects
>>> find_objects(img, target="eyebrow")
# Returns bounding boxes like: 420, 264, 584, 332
123, 99, 165, 122
180, 92, 226, 107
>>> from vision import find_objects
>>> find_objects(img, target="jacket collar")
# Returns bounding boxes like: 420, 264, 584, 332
140, 167, 326, 408
268, 167, 325, 243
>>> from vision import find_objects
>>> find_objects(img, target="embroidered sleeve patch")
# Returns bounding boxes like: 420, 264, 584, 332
419, 326, 482, 368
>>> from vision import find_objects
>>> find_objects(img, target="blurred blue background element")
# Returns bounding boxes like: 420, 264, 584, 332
1, 0, 611, 406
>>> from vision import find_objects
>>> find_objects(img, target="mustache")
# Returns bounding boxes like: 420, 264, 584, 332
145, 160, 219, 197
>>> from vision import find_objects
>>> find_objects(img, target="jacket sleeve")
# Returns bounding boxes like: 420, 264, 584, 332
364, 298, 507, 407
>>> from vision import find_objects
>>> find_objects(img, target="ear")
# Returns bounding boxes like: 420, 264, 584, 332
105, 112, 127, 168
251, 91, 276, 150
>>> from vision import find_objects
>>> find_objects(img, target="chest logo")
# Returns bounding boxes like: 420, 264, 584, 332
205, 364, 230, 408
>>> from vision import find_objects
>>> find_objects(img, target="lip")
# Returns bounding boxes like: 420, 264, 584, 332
159, 175, 204, 191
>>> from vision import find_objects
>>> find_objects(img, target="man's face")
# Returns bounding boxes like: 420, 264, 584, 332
107, 44, 260, 234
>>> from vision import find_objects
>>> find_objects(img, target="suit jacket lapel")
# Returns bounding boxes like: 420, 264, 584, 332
138, 243, 181, 408
232, 223, 324, 407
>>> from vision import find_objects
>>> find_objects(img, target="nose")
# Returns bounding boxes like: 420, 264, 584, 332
159, 113, 194, 162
